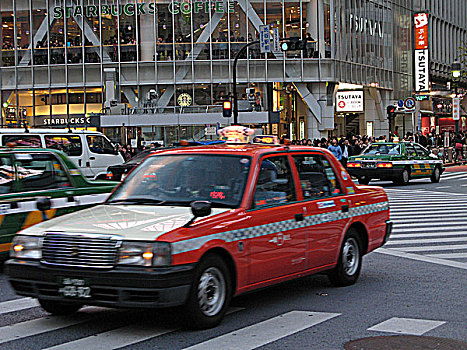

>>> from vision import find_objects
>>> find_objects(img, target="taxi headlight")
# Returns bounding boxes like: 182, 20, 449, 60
10, 235, 43, 259
117, 242, 171, 267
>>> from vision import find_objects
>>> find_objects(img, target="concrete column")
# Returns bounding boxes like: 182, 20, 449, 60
139, 13, 155, 61
307, 0, 325, 58
305, 82, 333, 139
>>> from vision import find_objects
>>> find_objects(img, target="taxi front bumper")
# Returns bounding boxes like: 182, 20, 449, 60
347, 166, 405, 180
5, 259, 195, 308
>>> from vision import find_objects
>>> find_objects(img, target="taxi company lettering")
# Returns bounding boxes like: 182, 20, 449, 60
53, 1, 233, 19
43, 117, 91, 125
349, 13, 383, 38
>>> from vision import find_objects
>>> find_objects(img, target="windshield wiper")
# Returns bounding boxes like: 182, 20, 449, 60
106, 198, 166, 205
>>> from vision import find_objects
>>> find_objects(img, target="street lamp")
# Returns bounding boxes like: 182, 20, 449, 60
1, 102, 8, 128
451, 61, 462, 133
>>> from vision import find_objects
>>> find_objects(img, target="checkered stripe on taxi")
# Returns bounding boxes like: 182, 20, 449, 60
172, 201, 389, 255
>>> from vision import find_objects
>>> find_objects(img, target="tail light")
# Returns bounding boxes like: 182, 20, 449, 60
106, 171, 113, 180
377, 162, 393, 168
347, 163, 361, 168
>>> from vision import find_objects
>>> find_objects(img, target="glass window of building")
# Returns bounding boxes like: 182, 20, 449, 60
1, 2, 15, 67
32, 1, 48, 66
15, 0, 31, 65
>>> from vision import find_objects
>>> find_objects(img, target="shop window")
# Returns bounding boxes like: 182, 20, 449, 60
32, 2, 48, 65
16, 153, 71, 192
16, 0, 31, 65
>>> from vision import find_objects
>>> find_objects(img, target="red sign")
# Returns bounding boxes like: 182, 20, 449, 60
338, 101, 346, 109
414, 13, 428, 50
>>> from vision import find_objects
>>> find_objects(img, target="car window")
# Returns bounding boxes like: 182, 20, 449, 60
2, 135, 41, 147
253, 156, 296, 208
414, 144, 429, 157
0, 155, 14, 195
45, 135, 83, 156
293, 154, 342, 200
363, 144, 400, 155
87, 135, 116, 155
405, 144, 417, 157
15, 153, 72, 192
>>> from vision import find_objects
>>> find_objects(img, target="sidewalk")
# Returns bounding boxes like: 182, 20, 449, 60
444, 163, 467, 172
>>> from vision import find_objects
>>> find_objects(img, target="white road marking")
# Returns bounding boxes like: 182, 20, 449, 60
390, 232, 467, 239
44, 307, 244, 350
426, 253, 467, 259
385, 237, 467, 245
394, 244, 467, 252
391, 218, 467, 226
182, 311, 340, 350
0, 298, 38, 314
368, 317, 446, 335
391, 225, 467, 233
440, 173, 467, 180
376, 248, 467, 270
433, 186, 451, 189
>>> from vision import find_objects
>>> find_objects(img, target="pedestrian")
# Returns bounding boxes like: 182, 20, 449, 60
328, 139, 342, 161
340, 139, 353, 167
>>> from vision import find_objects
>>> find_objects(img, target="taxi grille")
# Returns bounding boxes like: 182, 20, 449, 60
42, 233, 120, 268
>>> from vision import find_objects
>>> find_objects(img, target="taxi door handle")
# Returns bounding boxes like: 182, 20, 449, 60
341, 205, 349, 213
89, 156, 96, 160
295, 213, 304, 222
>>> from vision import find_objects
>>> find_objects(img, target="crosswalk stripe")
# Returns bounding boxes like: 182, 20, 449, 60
0, 310, 99, 344
44, 324, 174, 350
390, 232, 467, 239
43, 306, 244, 350
392, 225, 467, 233
367, 317, 446, 336
390, 203, 463, 208
394, 244, 467, 252
426, 253, 467, 259
385, 237, 467, 245
388, 215, 467, 223
182, 311, 340, 350
441, 173, 467, 180
0, 298, 38, 314
376, 248, 467, 270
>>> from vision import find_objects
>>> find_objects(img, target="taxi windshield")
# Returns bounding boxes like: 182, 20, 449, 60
363, 144, 400, 155
107, 154, 251, 208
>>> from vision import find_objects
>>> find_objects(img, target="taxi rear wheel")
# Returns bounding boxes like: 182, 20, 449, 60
38, 299, 83, 315
328, 230, 362, 287
431, 167, 441, 183
394, 169, 410, 185
183, 255, 232, 329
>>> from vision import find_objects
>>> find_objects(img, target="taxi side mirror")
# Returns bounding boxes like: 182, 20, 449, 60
191, 201, 212, 218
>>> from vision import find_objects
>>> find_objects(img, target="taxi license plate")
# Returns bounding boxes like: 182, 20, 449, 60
363, 162, 376, 168
58, 277, 91, 299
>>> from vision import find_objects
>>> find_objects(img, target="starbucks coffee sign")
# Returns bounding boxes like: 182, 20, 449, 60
53, 1, 234, 19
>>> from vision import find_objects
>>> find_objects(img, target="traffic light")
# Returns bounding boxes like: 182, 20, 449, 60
386, 105, 396, 119
281, 38, 307, 52
222, 100, 232, 118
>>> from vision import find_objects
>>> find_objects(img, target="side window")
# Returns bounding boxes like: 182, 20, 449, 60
293, 154, 342, 200
15, 153, 71, 192
0, 155, 15, 195
414, 144, 429, 157
253, 156, 296, 208
2, 135, 41, 147
45, 135, 83, 156
405, 145, 417, 157
87, 135, 116, 155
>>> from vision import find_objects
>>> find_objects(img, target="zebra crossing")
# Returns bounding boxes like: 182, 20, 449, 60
440, 171, 467, 181
382, 188, 467, 266
0, 298, 452, 350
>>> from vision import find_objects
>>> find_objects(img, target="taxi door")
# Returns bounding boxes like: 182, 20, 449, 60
246, 154, 307, 284
291, 153, 350, 270
405, 143, 424, 178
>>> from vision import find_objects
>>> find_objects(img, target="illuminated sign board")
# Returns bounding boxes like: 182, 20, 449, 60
336, 91, 364, 112
414, 13, 429, 92
414, 13, 429, 50
53, 1, 234, 19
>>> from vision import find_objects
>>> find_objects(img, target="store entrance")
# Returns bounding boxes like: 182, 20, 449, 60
336, 113, 361, 137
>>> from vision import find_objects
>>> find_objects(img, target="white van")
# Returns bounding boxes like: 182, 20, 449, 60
0, 128, 124, 179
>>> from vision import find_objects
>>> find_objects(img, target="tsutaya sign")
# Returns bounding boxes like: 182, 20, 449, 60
336, 91, 364, 113
414, 13, 430, 92
53, 1, 234, 19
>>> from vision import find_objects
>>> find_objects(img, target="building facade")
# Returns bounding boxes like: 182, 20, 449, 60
1, 0, 417, 145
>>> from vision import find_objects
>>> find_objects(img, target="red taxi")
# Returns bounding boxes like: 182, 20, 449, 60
6, 127, 392, 329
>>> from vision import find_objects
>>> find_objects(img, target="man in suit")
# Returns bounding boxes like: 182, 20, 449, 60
340, 138, 354, 168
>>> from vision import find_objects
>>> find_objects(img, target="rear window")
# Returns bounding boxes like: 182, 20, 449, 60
2, 135, 41, 147
45, 135, 83, 156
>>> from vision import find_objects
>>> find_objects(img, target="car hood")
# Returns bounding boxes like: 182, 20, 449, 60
20, 204, 230, 241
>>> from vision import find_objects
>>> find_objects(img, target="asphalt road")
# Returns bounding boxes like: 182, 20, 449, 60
0, 170, 466, 350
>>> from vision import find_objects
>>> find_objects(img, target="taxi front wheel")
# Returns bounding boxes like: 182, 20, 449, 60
328, 230, 362, 287
431, 167, 441, 183
183, 255, 232, 329
38, 299, 83, 315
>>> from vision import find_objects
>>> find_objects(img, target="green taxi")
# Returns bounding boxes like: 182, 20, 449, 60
0, 147, 118, 258
347, 142, 444, 185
